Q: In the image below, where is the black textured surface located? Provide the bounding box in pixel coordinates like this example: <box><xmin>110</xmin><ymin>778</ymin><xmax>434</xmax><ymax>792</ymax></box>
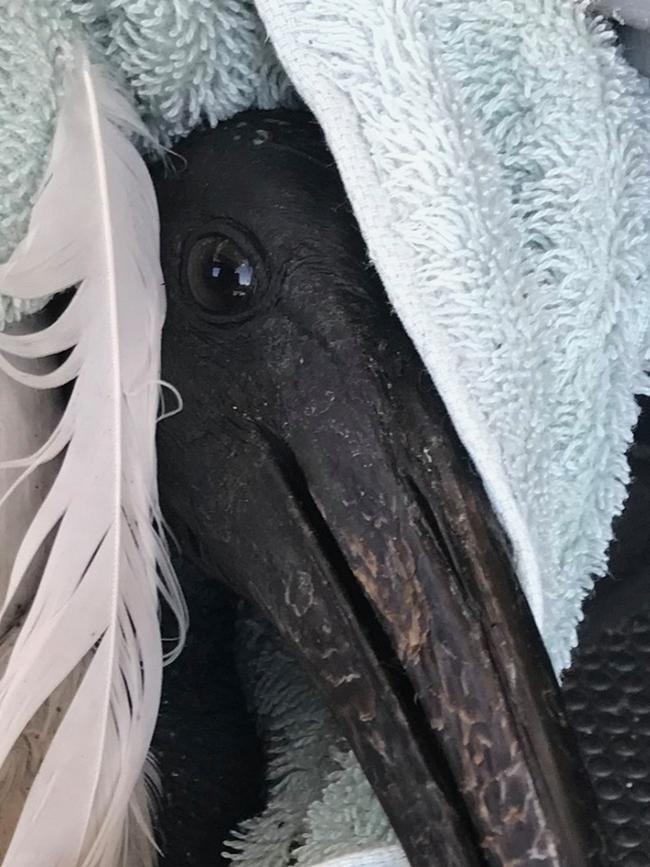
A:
<box><xmin>561</xmin><ymin>398</ymin><xmax>650</xmax><ymax>866</ymax></box>
<box><xmin>564</xmin><ymin>580</ymin><xmax>650</xmax><ymax>867</ymax></box>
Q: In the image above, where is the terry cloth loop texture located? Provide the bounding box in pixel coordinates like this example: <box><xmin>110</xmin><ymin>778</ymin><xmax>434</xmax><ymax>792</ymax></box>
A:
<box><xmin>308</xmin><ymin>852</ymin><xmax>408</xmax><ymax>867</ymax></box>
<box><xmin>224</xmin><ymin>615</ymin><xmax>401</xmax><ymax>867</ymax></box>
<box><xmin>0</xmin><ymin>4</ymin><xmax>74</xmax><ymax>321</ymax></box>
<box><xmin>255</xmin><ymin>0</ymin><xmax>650</xmax><ymax>672</ymax></box>
<box><xmin>70</xmin><ymin>0</ymin><xmax>295</xmax><ymax>143</ymax></box>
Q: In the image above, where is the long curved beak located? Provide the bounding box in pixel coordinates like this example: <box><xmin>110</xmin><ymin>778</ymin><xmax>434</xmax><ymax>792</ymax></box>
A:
<box><xmin>160</xmin><ymin>372</ymin><xmax>603</xmax><ymax>867</ymax></box>
<box><xmin>253</xmin><ymin>382</ymin><xmax>603</xmax><ymax>866</ymax></box>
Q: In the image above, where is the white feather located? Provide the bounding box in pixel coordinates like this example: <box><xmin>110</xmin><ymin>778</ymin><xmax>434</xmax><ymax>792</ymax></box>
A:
<box><xmin>0</xmin><ymin>46</ymin><xmax>186</xmax><ymax>866</ymax></box>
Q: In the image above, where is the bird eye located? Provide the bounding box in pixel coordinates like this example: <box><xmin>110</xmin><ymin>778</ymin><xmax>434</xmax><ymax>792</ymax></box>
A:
<box><xmin>185</xmin><ymin>233</ymin><xmax>260</xmax><ymax>318</ymax></box>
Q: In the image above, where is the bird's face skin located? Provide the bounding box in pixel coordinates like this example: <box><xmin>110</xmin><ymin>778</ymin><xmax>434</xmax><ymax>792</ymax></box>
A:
<box><xmin>153</xmin><ymin>111</ymin><xmax>601</xmax><ymax>867</ymax></box>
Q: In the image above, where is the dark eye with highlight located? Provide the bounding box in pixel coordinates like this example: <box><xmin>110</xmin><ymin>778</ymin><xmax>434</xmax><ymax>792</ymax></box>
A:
<box><xmin>185</xmin><ymin>233</ymin><xmax>259</xmax><ymax>318</ymax></box>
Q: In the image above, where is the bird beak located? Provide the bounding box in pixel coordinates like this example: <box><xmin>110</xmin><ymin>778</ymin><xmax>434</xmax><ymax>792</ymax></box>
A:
<box><xmin>160</xmin><ymin>365</ymin><xmax>602</xmax><ymax>867</ymax></box>
<box><xmin>260</xmin><ymin>372</ymin><xmax>602</xmax><ymax>867</ymax></box>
